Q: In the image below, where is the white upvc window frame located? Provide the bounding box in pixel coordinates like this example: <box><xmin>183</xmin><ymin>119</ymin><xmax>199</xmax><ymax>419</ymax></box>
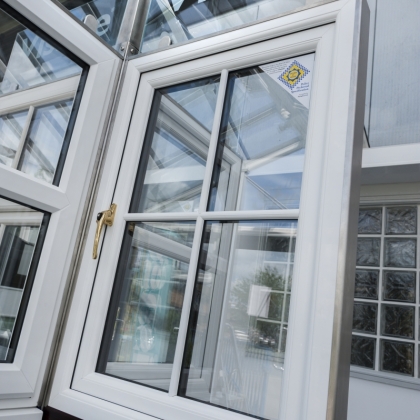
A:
<box><xmin>48</xmin><ymin>1</ymin><xmax>369</xmax><ymax>420</ymax></box>
<box><xmin>0</xmin><ymin>0</ymin><xmax>120</xmax><ymax>415</ymax></box>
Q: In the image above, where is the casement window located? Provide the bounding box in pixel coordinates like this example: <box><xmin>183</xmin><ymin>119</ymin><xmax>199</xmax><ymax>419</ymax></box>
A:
<box><xmin>0</xmin><ymin>0</ymin><xmax>119</xmax><ymax>412</ymax></box>
<box><xmin>45</xmin><ymin>1</ymin><xmax>370</xmax><ymax>420</ymax></box>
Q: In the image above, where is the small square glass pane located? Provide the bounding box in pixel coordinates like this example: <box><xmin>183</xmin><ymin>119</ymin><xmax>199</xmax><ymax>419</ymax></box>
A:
<box><xmin>351</xmin><ymin>335</ymin><xmax>375</xmax><ymax>369</ymax></box>
<box><xmin>381</xmin><ymin>304</ymin><xmax>414</xmax><ymax>339</ymax></box>
<box><xmin>355</xmin><ymin>269</ymin><xmax>379</xmax><ymax>299</ymax></box>
<box><xmin>381</xmin><ymin>340</ymin><xmax>414</xmax><ymax>376</ymax></box>
<box><xmin>383</xmin><ymin>271</ymin><xmax>415</xmax><ymax>302</ymax></box>
<box><xmin>358</xmin><ymin>208</ymin><xmax>382</xmax><ymax>234</ymax></box>
<box><xmin>208</xmin><ymin>55</ymin><xmax>314</xmax><ymax>212</ymax></box>
<box><xmin>130</xmin><ymin>76</ymin><xmax>220</xmax><ymax>214</ymax></box>
<box><xmin>386</xmin><ymin>207</ymin><xmax>417</xmax><ymax>235</ymax></box>
<box><xmin>384</xmin><ymin>238</ymin><xmax>416</xmax><ymax>268</ymax></box>
<box><xmin>352</xmin><ymin>302</ymin><xmax>377</xmax><ymax>334</ymax></box>
<box><xmin>356</xmin><ymin>238</ymin><xmax>381</xmax><ymax>267</ymax></box>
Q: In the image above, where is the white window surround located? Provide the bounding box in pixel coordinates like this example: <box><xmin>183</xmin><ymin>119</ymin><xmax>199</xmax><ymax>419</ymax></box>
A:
<box><xmin>46</xmin><ymin>1</ymin><xmax>370</xmax><ymax>420</ymax></box>
<box><xmin>0</xmin><ymin>0</ymin><xmax>120</xmax><ymax>417</ymax></box>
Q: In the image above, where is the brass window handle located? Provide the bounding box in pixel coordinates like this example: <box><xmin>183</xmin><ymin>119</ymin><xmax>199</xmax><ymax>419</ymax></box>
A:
<box><xmin>92</xmin><ymin>203</ymin><xmax>117</xmax><ymax>259</ymax></box>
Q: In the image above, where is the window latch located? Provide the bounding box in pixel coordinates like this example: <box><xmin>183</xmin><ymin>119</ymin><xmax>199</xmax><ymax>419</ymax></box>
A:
<box><xmin>92</xmin><ymin>203</ymin><xmax>117</xmax><ymax>259</ymax></box>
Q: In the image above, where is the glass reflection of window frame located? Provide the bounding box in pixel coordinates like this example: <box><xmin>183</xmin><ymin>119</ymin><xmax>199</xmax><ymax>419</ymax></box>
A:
<box><xmin>137</xmin><ymin>0</ymin><xmax>332</xmax><ymax>54</ymax></box>
<box><xmin>0</xmin><ymin>196</ymin><xmax>50</xmax><ymax>363</ymax></box>
<box><xmin>179</xmin><ymin>220</ymin><xmax>297</xmax><ymax>419</ymax></box>
<box><xmin>351</xmin><ymin>205</ymin><xmax>419</xmax><ymax>377</ymax></box>
<box><xmin>97</xmin><ymin>221</ymin><xmax>196</xmax><ymax>392</ymax></box>
<box><xmin>0</xmin><ymin>0</ymin><xmax>89</xmax><ymax>185</ymax></box>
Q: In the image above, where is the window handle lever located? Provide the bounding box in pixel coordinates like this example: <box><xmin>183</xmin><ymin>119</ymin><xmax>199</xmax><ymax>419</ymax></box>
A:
<box><xmin>92</xmin><ymin>203</ymin><xmax>117</xmax><ymax>259</ymax></box>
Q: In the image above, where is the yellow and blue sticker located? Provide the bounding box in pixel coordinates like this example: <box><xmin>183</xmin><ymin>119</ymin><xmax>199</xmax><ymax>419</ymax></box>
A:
<box><xmin>279</xmin><ymin>60</ymin><xmax>310</xmax><ymax>89</ymax></box>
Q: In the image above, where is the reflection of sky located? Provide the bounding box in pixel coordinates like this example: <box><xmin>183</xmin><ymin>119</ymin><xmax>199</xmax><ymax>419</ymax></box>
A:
<box><xmin>0</xmin><ymin>29</ymin><xmax>81</xmax><ymax>94</ymax></box>
<box><xmin>164</xmin><ymin>79</ymin><xmax>219</xmax><ymax>132</ymax></box>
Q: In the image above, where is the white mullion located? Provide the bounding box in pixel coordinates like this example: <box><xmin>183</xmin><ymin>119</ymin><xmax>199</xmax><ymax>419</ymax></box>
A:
<box><xmin>198</xmin><ymin>69</ymin><xmax>229</xmax><ymax>214</ymax></box>
<box><xmin>168</xmin><ymin>216</ymin><xmax>205</xmax><ymax>396</ymax></box>
<box><xmin>376</xmin><ymin>205</ymin><xmax>385</xmax><ymax>371</ymax></box>
<box><xmin>11</xmin><ymin>106</ymin><xmax>35</xmax><ymax>169</ymax></box>
<box><xmin>124</xmin><ymin>212</ymin><xmax>199</xmax><ymax>222</ymax></box>
<box><xmin>201</xmin><ymin>209</ymin><xmax>300</xmax><ymax>221</ymax></box>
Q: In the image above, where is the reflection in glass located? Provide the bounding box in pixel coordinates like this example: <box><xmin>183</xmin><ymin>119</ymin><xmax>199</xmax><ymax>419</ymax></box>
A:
<box><xmin>0</xmin><ymin>110</ymin><xmax>28</xmax><ymax>167</ymax></box>
<box><xmin>354</xmin><ymin>269</ymin><xmax>378</xmax><ymax>300</ymax></box>
<box><xmin>385</xmin><ymin>207</ymin><xmax>417</xmax><ymax>235</ymax></box>
<box><xmin>131</xmin><ymin>77</ymin><xmax>220</xmax><ymax>213</ymax></box>
<box><xmin>356</xmin><ymin>238</ymin><xmax>380</xmax><ymax>267</ymax></box>
<box><xmin>351</xmin><ymin>335</ymin><xmax>375</xmax><ymax>369</ymax></box>
<box><xmin>179</xmin><ymin>220</ymin><xmax>296</xmax><ymax>420</ymax></box>
<box><xmin>366</xmin><ymin>1</ymin><xmax>420</xmax><ymax>147</ymax></box>
<box><xmin>352</xmin><ymin>303</ymin><xmax>377</xmax><ymax>334</ymax></box>
<box><xmin>140</xmin><ymin>0</ymin><xmax>331</xmax><ymax>53</ymax></box>
<box><xmin>381</xmin><ymin>340</ymin><xmax>414</xmax><ymax>376</ymax></box>
<box><xmin>381</xmin><ymin>304</ymin><xmax>414</xmax><ymax>339</ymax></box>
<box><xmin>59</xmin><ymin>0</ymin><xmax>129</xmax><ymax>50</ymax></box>
<box><xmin>18</xmin><ymin>100</ymin><xmax>74</xmax><ymax>183</ymax></box>
<box><xmin>0</xmin><ymin>197</ymin><xmax>44</xmax><ymax>362</ymax></box>
<box><xmin>0</xmin><ymin>8</ymin><xmax>81</xmax><ymax>95</ymax></box>
<box><xmin>97</xmin><ymin>222</ymin><xmax>195</xmax><ymax>392</ymax></box>
<box><xmin>383</xmin><ymin>271</ymin><xmax>415</xmax><ymax>303</ymax></box>
<box><xmin>209</xmin><ymin>55</ymin><xmax>313</xmax><ymax>212</ymax></box>
<box><xmin>358</xmin><ymin>208</ymin><xmax>382</xmax><ymax>234</ymax></box>
<box><xmin>384</xmin><ymin>238</ymin><xmax>416</xmax><ymax>268</ymax></box>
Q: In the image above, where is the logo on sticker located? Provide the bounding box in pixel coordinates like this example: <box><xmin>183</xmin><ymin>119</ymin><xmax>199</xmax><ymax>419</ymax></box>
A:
<box><xmin>279</xmin><ymin>60</ymin><xmax>310</xmax><ymax>89</ymax></box>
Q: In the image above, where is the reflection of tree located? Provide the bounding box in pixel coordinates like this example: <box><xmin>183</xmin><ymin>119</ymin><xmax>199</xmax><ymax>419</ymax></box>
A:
<box><xmin>229</xmin><ymin>266</ymin><xmax>285</xmax><ymax>328</ymax></box>
<box><xmin>228</xmin><ymin>266</ymin><xmax>286</xmax><ymax>351</ymax></box>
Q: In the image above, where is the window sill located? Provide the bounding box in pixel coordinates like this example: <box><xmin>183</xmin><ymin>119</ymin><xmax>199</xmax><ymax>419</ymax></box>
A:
<box><xmin>350</xmin><ymin>366</ymin><xmax>420</xmax><ymax>391</ymax></box>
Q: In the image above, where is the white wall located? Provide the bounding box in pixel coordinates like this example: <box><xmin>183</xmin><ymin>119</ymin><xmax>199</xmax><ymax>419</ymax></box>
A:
<box><xmin>348</xmin><ymin>377</ymin><xmax>420</xmax><ymax>420</ymax></box>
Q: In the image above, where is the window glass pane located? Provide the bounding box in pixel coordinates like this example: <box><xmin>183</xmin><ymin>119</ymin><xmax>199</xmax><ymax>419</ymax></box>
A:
<box><xmin>179</xmin><ymin>220</ymin><xmax>297</xmax><ymax>420</ymax></box>
<box><xmin>140</xmin><ymin>0</ymin><xmax>334</xmax><ymax>54</ymax></box>
<box><xmin>17</xmin><ymin>100</ymin><xmax>74</xmax><ymax>183</ymax></box>
<box><xmin>58</xmin><ymin>0</ymin><xmax>129</xmax><ymax>50</ymax></box>
<box><xmin>351</xmin><ymin>335</ymin><xmax>375</xmax><ymax>369</ymax></box>
<box><xmin>352</xmin><ymin>302</ymin><xmax>377</xmax><ymax>334</ymax></box>
<box><xmin>381</xmin><ymin>304</ymin><xmax>414</xmax><ymax>339</ymax></box>
<box><xmin>97</xmin><ymin>221</ymin><xmax>195</xmax><ymax>392</ymax></box>
<box><xmin>0</xmin><ymin>110</ymin><xmax>29</xmax><ymax>167</ymax></box>
<box><xmin>0</xmin><ymin>8</ymin><xmax>81</xmax><ymax>95</ymax></box>
<box><xmin>358</xmin><ymin>208</ymin><xmax>382</xmax><ymax>234</ymax></box>
<box><xmin>354</xmin><ymin>269</ymin><xmax>378</xmax><ymax>300</ymax></box>
<box><xmin>366</xmin><ymin>0</ymin><xmax>420</xmax><ymax>147</ymax></box>
<box><xmin>384</xmin><ymin>238</ymin><xmax>416</xmax><ymax>268</ymax></box>
<box><xmin>130</xmin><ymin>76</ymin><xmax>220</xmax><ymax>213</ymax></box>
<box><xmin>385</xmin><ymin>207</ymin><xmax>417</xmax><ymax>235</ymax></box>
<box><xmin>380</xmin><ymin>340</ymin><xmax>414</xmax><ymax>376</ymax></box>
<box><xmin>383</xmin><ymin>271</ymin><xmax>415</xmax><ymax>303</ymax></box>
<box><xmin>356</xmin><ymin>237</ymin><xmax>380</xmax><ymax>267</ymax></box>
<box><xmin>209</xmin><ymin>55</ymin><xmax>313</xmax><ymax>211</ymax></box>
<box><xmin>0</xmin><ymin>197</ymin><xmax>46</xmax><ymax>363</ymax></box>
